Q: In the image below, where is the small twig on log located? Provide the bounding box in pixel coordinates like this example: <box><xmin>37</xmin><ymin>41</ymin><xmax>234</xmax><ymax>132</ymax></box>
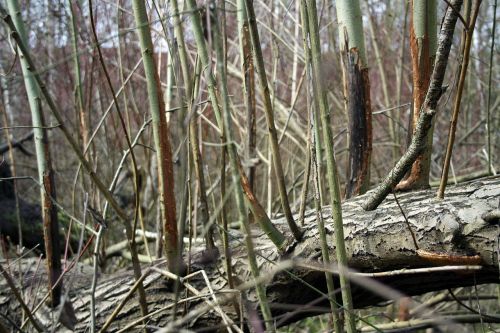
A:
<box><xmin>153</xmin><ymin>267</ymin><xmax>243</xmax><ymax>333</ymax></box>
<box><xmin>393</xmin><ymin>192</ymin><xmax>419</xmax><ymax>250</ymax></box>
<box><xmin>358</xmin><ymin>265</ymin><xmax>482</xmax><ymax>277</ymax></box>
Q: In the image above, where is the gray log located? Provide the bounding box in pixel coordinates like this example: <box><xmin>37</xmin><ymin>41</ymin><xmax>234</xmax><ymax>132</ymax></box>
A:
<box><xmin>1</xmin><ymin>177</ymin><xmax>498</xmax><ymax>332</ymax></box>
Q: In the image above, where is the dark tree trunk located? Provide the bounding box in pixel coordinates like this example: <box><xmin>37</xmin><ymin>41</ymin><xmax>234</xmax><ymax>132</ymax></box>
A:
<box><xmin>343</xmin><ymin>52</ymin><xmax>372</xmax><ymax>198</ymax></box>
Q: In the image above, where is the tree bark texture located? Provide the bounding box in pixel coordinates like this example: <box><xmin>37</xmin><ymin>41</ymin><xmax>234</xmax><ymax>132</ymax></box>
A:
<box><xmin>343</xmin><ymin>55</ymin><xmax>372</xmax><ymax>198</ymax></box>
<box><xmin>336</xmin><ymin>0</ymin><xmax>372</xmax><ymax>199</ymax></box>
<box><xmin>397</xmin><ymin>0</ymin><xmax>437</xmax><ymax>191</ymax></box>
<box><xmin>362</xmin><ymin>0</ymin><xmax>463</xmax><ymax>211</ymax></box>
<box><xmin>0</xmin><ymin>177</ymin><xmax>499</xmax><ymax>332</ymax></box>
<box><xmin>6</xmin><ymin>0</ymin><xmax>62</xmax><ymax>306</ymax></box>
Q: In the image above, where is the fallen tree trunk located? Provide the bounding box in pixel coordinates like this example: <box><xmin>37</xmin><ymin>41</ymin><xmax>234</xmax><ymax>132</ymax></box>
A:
<box><xmin>1</xmin><ymin>177</ymin><xmax>499</xmax><ymax>332</ymax></box>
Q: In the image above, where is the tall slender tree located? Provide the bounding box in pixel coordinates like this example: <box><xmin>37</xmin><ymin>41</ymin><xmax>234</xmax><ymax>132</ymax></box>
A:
<box><xmin>237</xmin><ymin>0</ymin><xmax>257</xmax><ymax>191</ymax></box>
<box><xmin>170</xmin><ymin>0</ymin><xmax>215</xmax><ymax>253</ymax></box>
<box><xmin>336</xmin><ymin>0</ymin><xmax>373</xmax><ymax>199</ymax></box>
<box><xmin>299</xmin><ymin>2</ymin><xmax>342</xmax><ymax>331</ymax></box>
<box><xmin>183</xmin><ymin>0</ymin><xmax>277</xmax><ymax>328</ymax></box>
<box><xmin>6</xmin><ymin>0</ymin><xmax>62</xmax><ymax>307</ymax></box>
<box><xmin>131</xmin><ymin>0</ymin><xmax>182</xmax><ymax>273</ymax></box>
<box><xmin>243</xmin><ymin>0</ymin><xmax>302</xmax><ymax>240</ymax></box>
<box><xmin>307</xmin><ymin>1</ymin><xmax>357</xmax><ymax>331</ymax></box>
<box><xmin>437</xmin><ymin>0</ymin><xmax>482</xmax><ymax>198</ymax></box>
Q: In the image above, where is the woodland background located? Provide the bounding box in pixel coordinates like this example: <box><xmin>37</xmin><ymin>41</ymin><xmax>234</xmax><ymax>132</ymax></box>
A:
<box><xmin>0</xmin><ymin>0</ymin><xmax>499</xmax><ymax>332</ymax></box>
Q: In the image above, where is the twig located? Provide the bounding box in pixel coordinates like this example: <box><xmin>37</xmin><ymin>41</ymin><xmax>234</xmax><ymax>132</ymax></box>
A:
<box><xmin>114</xmin><ymin>291</ymin><xmax>234</xmax><ymax>333</ymax></box>
<box><xmin>0</xmin><ymin>263</ymin><xmax>44</xmax><ymax>332</ymax></box>
<box><xmin>99</xmin><ymin>269</ymin><xmax>152</xmax><ymax>333</ymax></box>
<box><xmin>392</xmin><ymin>192</ymin><xmax>419</xmax><ymax>250</ymax></box>
<box><xmin>243</xmin><ymin>0</ymin><xmax>302</xmax><ymax>241</ymax></box>
<box><xmin>300</xmin><ymin>1</ymin><xmax>342</xmax><ymax>331</ymax></box>
<box><xmin>442</xmin><ymin>0</ymin><xmax>469</xmax><ymax>29</ymax></box>
<box><xmin>153</xmin><ymin>267</ymin><xmax>243</xmax><ymax>333</ymax></box>
<box><xmin>0</xmin><ymin>131</ymin><xmax>33</xmax><ymax>155</ymax></box>
<box><xmin>359</xmin><ymin>265</ymin><xmax>482</xmax><ymax>277</ymax></box>
<box><xmin>437</xmin><ymin>0</ymin><xmax>482</xmax><ymax>199</ymax></box>
<box><xmin>0</xmin><ymin>312</ymin><xmax>23</xmax><ymax>333</ymax></box>
<box><xmin>307</xmin><ymin>0</ymin><xmax>357</xmax><ymax>330</ymax></box>
<box><xmin>447</xmin><ymin>288</ymin><xmax>500</xmax><ymax>321</ymax></box>
<box><xmin>89</xmin><ymin>224</ymin><xmax>104</xmax><ymax>332</ymax></box>
<box><xmin>486</xmin><ymin>0</ymin><xmax>498</xmax><ymax>175</ymax></box>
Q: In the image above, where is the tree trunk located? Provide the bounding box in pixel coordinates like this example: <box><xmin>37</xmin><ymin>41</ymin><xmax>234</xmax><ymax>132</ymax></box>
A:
<box><xmin>336</xmin><ymin>0</ymin><xmax>373</xmax><ymax>199</ymax></box>
<box><xmin>397</xmin><ymin>0</ymin><xmax>437</xmax><ymax>191</ymax></box>
<box><xmin>6</xmin><ymin>0</ymin><xmax>62</xmax><ymax>307</ymax></box>
<box><xmin>131</xmin><ymin>0</ymin><xmax>180</xmax><ymax>273</ymax></box>
<box><xmin>1</xmin><ymin>177</ymin><xmax>499</xmax><ymax>332</ymax></box>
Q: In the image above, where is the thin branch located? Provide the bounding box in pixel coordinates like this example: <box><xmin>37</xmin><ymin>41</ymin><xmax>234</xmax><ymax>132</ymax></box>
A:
<box><xmin>437</xmin><ymin>0</ymin><xmax>482</xmax><ymax>199</ymax></box>
<box><xmin>442</xmin><ymin>0</ymin><xmax>469</xmax><ymax>29</ymax></box>
<box><xmin>0</xmin><ymin>263</ymin><xmax>44</xmax><ymax>332</ymax></box>
<box><xmin>363</xmin><ymin>0</ymin><xmax>464</xmax><ymax>211</ymax></box>
<box><xmin>0</xmin><ymin>131</ymin><xmax>33</xmax><ymax>154</ymax></box>
<box><xmin>392</xmin><ymin>192</ymin><xmax>419</xmax><ymax>250</ymax></box>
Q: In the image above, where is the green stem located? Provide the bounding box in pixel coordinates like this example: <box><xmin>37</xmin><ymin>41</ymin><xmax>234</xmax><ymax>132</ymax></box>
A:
<box><xmin>305</xmin><ymin>0</ymin><xmax>356</xmax><ymax>331</ymax></box>
<box><xmin>184</xmin><ymin>0</ymin><xmax>286</xmax><ymax>251</ymax></box>
<box><xmin>302</xmin><ymin>5</ymin><xmax>343</xmax><ymax>330</ymax></box>
<box><xmin>6</xmin><ymin>0</ymin><xmax>62</xmax><ymax>308</ymax></box>
<box><xmin>437</xmin><ymin>0</ymin><xmax>481</xmax><ymax>199</ymax></box>
<box><xmin>486</xmin><ymin>0</ymin><xmax>497</xmax><ymax>175</ymax></box>
<box><xmin>243</xmin><ymin>0</ymin><xmax>302</xmax><ymax>241</ymax></box>
<box><xmin>237</xmin><ymin>0</ymin><xmax>257</xmax><ymax>190</ymax></box>
<box><xmin>184</xmin><ymin>0</ymin><xmax>275</xmax><ymax>329</ymax></box>
<box><xmin>131</xmin><ymin>0</ymin><xmax>182</xmax><ymax>273</ymax></box>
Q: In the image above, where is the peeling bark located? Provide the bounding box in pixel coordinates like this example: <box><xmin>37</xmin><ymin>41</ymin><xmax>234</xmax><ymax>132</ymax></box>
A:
<box><xmin>240</xmin><ymin>21</ymin><xmax>257</xmax><ymax>190</ymax></box>
<box><xmin>5</xmin><ymin>0</ymin><xmax>62</xmax><ymax>307</ymax></box>
<box><xmin>41</xmin><ymin>169</ymin><xmax>62</xmax><ymax>307</ymax></box>
<box><xmin>336</xmin><ymin>0</ymin><xmax>372</xmax><ymax>199</ymax></box>
<box><xmin>397</xmin><ymin>0</ymin><xmax>437</xmax><ymax>191</ymax></box>
<box><xmin>190</xmin><ymin>112</ymin><xmax>216</xmax><ymax>251</ymax></box>
<box><xmin>362</xmin><ymin>0</ymin><xmax>463</xmax><ymax>210</ymax></box>
<box><xmin>344</xmin><ymin>51</ymin><xmax>372</xmax><ymax>198</ymax></box>
<box><xmin>155</xmin><ymin>69</ymin><xmax>180</xmax><ymax>269</ymax></box>
<box><xmin>1</xmin><ymin>177</ymin><xmax>498</xmax><ymax>332</ymax></box>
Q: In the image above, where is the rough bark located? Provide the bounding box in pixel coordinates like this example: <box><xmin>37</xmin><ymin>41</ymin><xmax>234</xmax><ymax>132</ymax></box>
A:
<box><xmin>6</xmin><ymin>0</ymin><xmax>62</xmax><ymax>306</ymax></box>
<box><xmin>336</xmin><ymin>0</ymin><xmax>372</xmax><ymax>199</ymax></box>
<box><xmin>344</xmin><ymin>57</ymin><xmax>372</xmax><ymax>198</ymax></box>
<box><xmin>362</xmin><ymin>0</ymin><xmax>463</xmax><ymax>210</ymax></box>
<box><xmin>397</xmin><ymin>0</ymin><xmax>437</xmax><ymax>191</ymax></box>
<box><xmin>0</xmin><ymin>177</ymin><xmax>499</xmax><ymax>332</ymax></box>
